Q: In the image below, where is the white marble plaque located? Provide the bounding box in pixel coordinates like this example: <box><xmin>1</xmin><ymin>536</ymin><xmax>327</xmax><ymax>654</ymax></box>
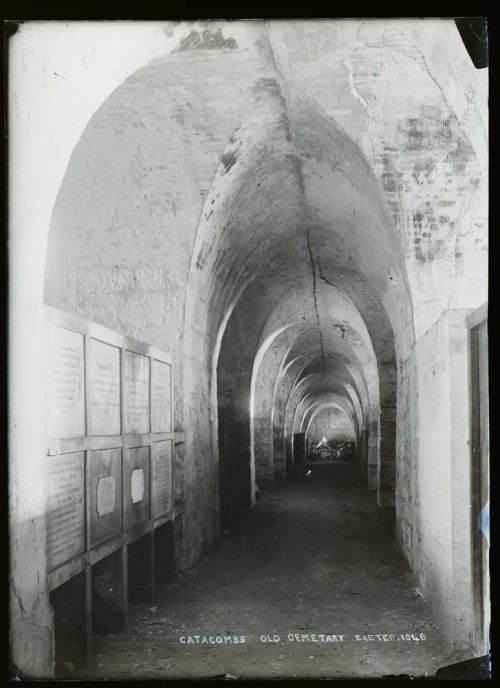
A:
<box><xmin>130</xmin><ymin>468</ymin><xmax>145</xmax><ymax>503</ymax></box>
<box><xmin>97</xmin><ymin>476</ymin><xmax>116</xmax><ymax>517</ymax></box>
<box><xmin>88</xmin><ymin>338</ymin><xmax>121</xmax><ymax>435</ymax></box>
<box><xmin>124</xmin><ymin>351</ymin><xmax>150</xmax><ymax>434</ymax></box>
<box><xmin>151</xmin><ymin>359</ymin><xmax>172</xmax><ymax>433</ymax></box>
<box><xmin>152</xmin><ymin>440</ymin><xmax>173</xmax><ymax>517</ymax></box>
<box><xmin>48</xmin><ymin>326</ymin><xmax>85</xmax><ymax>439</ymax></box>
<box><xmin>46</xmin><ymin>452</ymin><xmax>85</xmax><ymax>570</ymax></box>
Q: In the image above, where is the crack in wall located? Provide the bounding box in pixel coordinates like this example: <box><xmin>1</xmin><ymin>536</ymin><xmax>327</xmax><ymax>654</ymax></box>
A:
<box><xmin>264</xmin><ymin>26</ymin><xmax>326</xmax><ymax>375</ymax></box>
<box><xmin>342</xmin><ymin>48</ymin><xmax>377</xmax><ymax>165</ymax></box>
<box><xmin>317</xmin><ymin>262</ymin><xmax>338</xmax><ymax>290</ymax></box>
<box><xmin>306</xmin><ymin>228</ymin><xmax>326</xmax><ymax>373</ymax></box>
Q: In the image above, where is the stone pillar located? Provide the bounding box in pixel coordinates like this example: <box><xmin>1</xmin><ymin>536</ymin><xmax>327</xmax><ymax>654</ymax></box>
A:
<box><xmin>367</xmin><ymin>419</ymin><xmax>379</xmax><ymax>490</ymax></box>
<box><xmin>378</xmin><ymin>404</ymin><xmax>396</xmax><ymax>507</ymax></box>
<box><xmin>378</xmin><ymin>360</ymin><xmax>397</xmax><ymax>507</ymax></box>
<box><xmin>253</xmin><ymin>415</ymin><xmax>274</xmax><ymax>488</ymax></box>
<box><xmin>273</xmin><ymin>424</ymin><xmax>286</xmax><ymax>477</ymax></box>
<box><xmin>236</xmin><ymin>419</ymin><xmax>253</xmax><ymax>508</ymax></box>
<box><xmin>356</xmin><ymin>428</ymin><xmax>368</xmax><ymax>479</ymax></box>
<box><xmin>293</xmin><ymin>433</ymin><xmax>306</xmax><ymax>470</ymax></box>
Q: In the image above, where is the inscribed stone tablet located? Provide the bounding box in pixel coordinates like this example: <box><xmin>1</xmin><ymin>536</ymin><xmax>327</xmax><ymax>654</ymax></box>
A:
<box><xmin>131</xmin><ymin>469</ymin><xmax>145</xmax><ymax>504</ymax></box>
<box><xmin>89</xmin><ymin>448</ymin><xmax>122</xmax><ymax>546</ymax></box>
<box><xmin>124</xmin><ymin>351</ymin><xmax>150</xmax><ymax>434</ymax></box>
<box><xmin>97</xmin><ymin>476</ymin><xmax>116</xmax><ymax>516</ymax></box>
<box><xmin>48</xmin><ymin>326</ymin><xmax>85</xmax><ymax>439</ymax></box>
<box><xmin>124</xmin><ymin>446</ymin><xmax>150</xmax><ymax>527</ymax></box>
<box><xmin>151</xmin><ymin>359</ymin><xmax>172</xmax><ymax>433</ymax></box>
<box><xmin>46</xmin><ymin>452</ymin><xmax>85</xmax><ymax>571</ymax></box>
<box><xmin>88</xmin><ymin>339</ymin><xmax>121</xmax><ymax>436</ymax></box>
<box><xmin>152</xmin><ymin>440</ymin><xmax>173</xmax><ymax>517</ymax></box>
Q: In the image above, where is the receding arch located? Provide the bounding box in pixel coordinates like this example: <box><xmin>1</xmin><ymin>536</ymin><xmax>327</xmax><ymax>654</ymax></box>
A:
<box><xmin>305</xmin><ymin>402</ymin><xmax>356</xmax><ymax>443</ymax></box>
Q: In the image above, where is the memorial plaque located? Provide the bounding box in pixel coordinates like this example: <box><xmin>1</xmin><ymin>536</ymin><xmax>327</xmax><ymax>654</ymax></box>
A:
<box><xmin>97</xmin><ymin>476</ymin><xmax>116</xmax><ymax>516</ymax></box>
<box><xmin>131</xmin><ymin>469</ymin><xmax>145</xmax><ymax>503</ymax></box>
<box><xmin>46</xmin><ymin>452</ymin><xmax>85</xmax><ymax>571</ymax></box>
<box><xmin>151</xmin><ymin>359</ymin><xmax>172</xmax><ymax>433</ymax></box>
<box><xmin>152</xmin><ymin>440</ymin><xmax>173</xmax><ymax>518</ymax></box>
<box><xmin>124</xmin><ymin>351</ymin><xmax>150</xmax><ymax>434</ymax></box>
<box><xmin>48</xmin><ymin>326</ymin><xmax>85</xmax><ymax>439</ymax></box>
<box><xmin>88</xmin><ymin>338</ymin><xmax>121</xmax><ymax>436</ymax></box>
<box><xmin>124</xmin><ymin>447</ymin><xmax>150</xmax><ymax>527</ymax></box>
<box><xmin>89</xmin><ymin>448</ymin><xmax>122</xmax><ymax>546</ymax></box>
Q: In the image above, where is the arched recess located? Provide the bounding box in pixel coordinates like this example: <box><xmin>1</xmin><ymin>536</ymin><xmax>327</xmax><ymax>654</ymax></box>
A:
<box><xmin>295</xmin><ymin>388</ymin><xmax>357</xmax><ymax>439</ymax></box>
<box><xmin>302</xmin><ymin>396</ymin><xmax>358</xmax><ymax>437</ymax></box>
<box><xmin>250</xmin><ymin>316</ymin><xmax>377</xmax><ymax>485</ymax></box>
<box><xmin>252</xmin><ymin>309</ymin><xmax>380</xmax><ymax>481</ymax></box>
<box><xmin>305</xmin><ymin>403</ymin><xmax>356</xmax><ymax>444</ymax></box>
<box><xmin>217</xmin><ymin>225</ymin><xmax>400</xmax><ymax>509</ymax></box>
<box><xmin>279</xmin><ymin>352</ymin><xmax>368</xmax><ymax>471</ymax></box>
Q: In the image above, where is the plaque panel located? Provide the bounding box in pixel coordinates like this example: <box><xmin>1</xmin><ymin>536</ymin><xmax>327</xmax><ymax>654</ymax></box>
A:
<box><xmin>151</xmin><ymin>359</ymin><xmax>172</xmax><ymax>433</ymax></box>
<box><xmin>88</xmin><ymin>338</ymin><xmax>121</xmax><ymax>436</ymax></box>
<box><xmin>46</xmin><ymin>452</ymin><xmax>85</xmax><ymax>571</ymax></box>
<box><xmin>88</xmin><ymin>448</ymin><xmax>122</xmax><ymax>546</ymax></box>
<box><xmin>152</xmin><ymin>440</ymin><xmax>173</xmax><ymax>518</ymax></box>
<box><xmin>96</xmin><ymin>476</ymin><xmax>116</xmax><ymax>516</ymax></box>
<box><xmin>124</xmin><ymin>447</ymin><xmax>150</xmax><ymax>527</ymax></box>
<box><xmin>48</xmin><ymin>326</ymin><xmax>85</xmax><ymax>439</ymax></box>
<box><xmin>123</xmin><ymin>351</ymin><xmax>150</xmax><ymax>434</ymax></box>
<box><xmin>131</xmin><ymin>469</ymin><xmax>145</xmax><ymax>504</ymax></box>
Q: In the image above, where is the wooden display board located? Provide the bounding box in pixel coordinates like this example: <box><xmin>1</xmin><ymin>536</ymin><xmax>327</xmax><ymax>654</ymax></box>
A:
<box><xmin>123</xmin><ymin>351</ymin><xmax>150</xmax><ymax>434</ymax></box>
<box><xmin>47</xmin><ymin>327</ymin><xmax>85</xmax><ymax>440</ymax></box>
<box><xmin>46</xmin><ymin>452</ymin><xmax>85</xmax><ymax>570</ymax></box>
<box><xmin>151</xmin><ymin>360</ymin><xmax>172</xmax><ymax>433</ymax></box>
<box><xmin>88</xmin><ymin>338</ymin><xmax>121</xmax><ymax>436</ymax></box>
<box><xmin>45</xmin><ymin>306</ymin><xmax>175</xmax><ymax>590</ymax></box>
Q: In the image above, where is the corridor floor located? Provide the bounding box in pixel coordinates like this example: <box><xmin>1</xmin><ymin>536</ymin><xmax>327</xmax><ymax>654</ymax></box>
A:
<box><xmin>83</xmin><ymin>461</ymin><xmax>452</xmax><ymax>680</ymax></box>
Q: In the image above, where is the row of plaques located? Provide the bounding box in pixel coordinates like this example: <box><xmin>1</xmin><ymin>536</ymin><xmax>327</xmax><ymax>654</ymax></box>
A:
<box><xmin>45</xmin><ymin>441</ymin><xmax>173</xmax><ymax>571</ymax></box>
<box><xmin>48</xmin><ymin>324</ymin><xmax>172</xmax><ymax>440</ymax></box>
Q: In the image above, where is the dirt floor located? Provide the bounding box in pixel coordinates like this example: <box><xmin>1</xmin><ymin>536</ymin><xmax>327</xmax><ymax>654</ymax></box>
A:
<box><xmin>80</xmin><ymin>461</ymin><xmax>456</xmax><ymax>680</ymax></box>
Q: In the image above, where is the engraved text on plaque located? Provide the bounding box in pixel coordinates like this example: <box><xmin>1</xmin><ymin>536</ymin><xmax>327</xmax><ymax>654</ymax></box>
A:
<box><xmin>88</xmin><ymin>338</ymin><xmax>121</xmax><ymax>435</ymax></box>
<box><xmin>151</xmin><ymin>359</ymin><xmax>172</xmax><ymax>433</ymax></box>
<box><xmin>124</xmin><ymin>351</ymin><xmax>150</xmax><ymax>434</ymax></box>
<box><xmin>46</xmin><ymin>452</ymin><xmax>85</xmax><ymax>570</ymax></box>
<box><xmin>48</xmin><ymin>326</ymin><xmax>85</xmax><ymax>439</ymax></box>
<box><xmin>152</xmin><ymin>440</ymin><xmax>173</xmax><ymax>517</ymax></box>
